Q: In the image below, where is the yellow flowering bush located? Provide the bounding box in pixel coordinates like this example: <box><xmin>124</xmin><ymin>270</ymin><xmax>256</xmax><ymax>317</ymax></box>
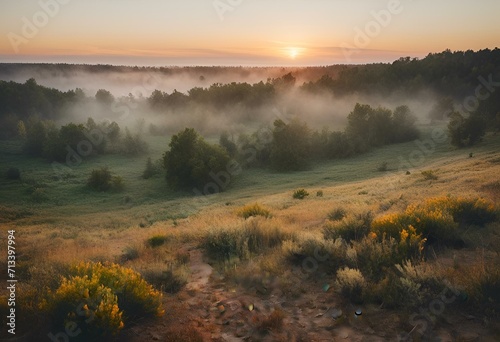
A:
<box><xmin>44</xmin><ymin>262</ymin><xmax>163</xmax><ymax>339</ymax></box>
<box><xmin>45</xmin><ymin>274</ymin><xmax>124</xmax><ymax>338</ymax></box>
<box><xmin>372</xmin><ymin>196</ymin><xmax>497</xmax><ymax>246</ymax></box>
<box><xmin>71</xmin><ymin>262</ymin><xmax>164</xmax><ymax>319</ymax></box>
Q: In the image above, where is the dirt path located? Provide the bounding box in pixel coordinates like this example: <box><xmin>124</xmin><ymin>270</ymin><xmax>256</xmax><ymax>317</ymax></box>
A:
<box><xmin>124</xmin><ymin>245</ymin><xmax>498</xmax><ymax>341</ymax></box>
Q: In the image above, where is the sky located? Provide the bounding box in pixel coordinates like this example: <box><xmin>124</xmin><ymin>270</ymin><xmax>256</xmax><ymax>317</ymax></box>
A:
<box><xmin>0</xmin><ymin>0</ymin><xmax>499</xmax><ymax>66</ymax></box>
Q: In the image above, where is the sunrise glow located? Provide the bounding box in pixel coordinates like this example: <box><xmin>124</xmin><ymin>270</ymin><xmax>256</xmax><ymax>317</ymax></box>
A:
<box><xmin>0</xmin><ymin>0</ymin><xmax>499</xmax><ymax>66</ymax></box>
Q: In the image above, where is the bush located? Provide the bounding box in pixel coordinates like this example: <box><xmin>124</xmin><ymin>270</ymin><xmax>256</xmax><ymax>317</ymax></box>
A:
<box><xmin>323</xmin><ymin>212</ymin><xmax>371</xmax><ymax>242</ymax></box>
<box><xmin>87</xmin><ymin>167</ymin><xmax>124</xmax><ymax>192</ymax></box>
<box><xmin>147</xmin><ymin>235</ymin><xmax>168</xmax><ymax>248</ymax></box>
<box><xmin>237</xmin><ymin>203</ymin><xmax>271</xmax><ymax>219</ymax></box>
<box><xmin>283</xmin><ymin>236</ymin><xmax>347</xmax><ymax>275</ymax></box>
<box><xmin>335</xmin><ymin>267</ymin><xmax>367</xmax><ymax>304</ymax></box>
<box><xmin>316</xmin><ymin>190</ymin><xmax>324</xmax><ymax>197</ymax></box>
<box><xmin>327</xmin><ymin>208</ymin><xmax>346</xmax><ymax>221</ymax></box>
<box><xmin>451</xmin><ymin>197</ymin><xmax>497</xmax><ymax>226</ymax></box>
<box><xmin>292</xmin><ymin>189</ymin><xmax>309</xmax><ymax>200</ymax></box>
<box><xmin>203</xmin><ymin>220</ymin><xmax>295</xmax><ymax>262</ymax></box>
<box><xmin>141</xmin><ymin>268</ymin><xmax>188</xmax><ymax>294</ymax></box>
<box><xmin>352</xmin><ymin>231</ymin><xmax>426</xmax><ymax>281</ymax></box>
<box><xmin>421</xmin><ymin>196</ymin><xmax>497</xmax><ymax>227</ymax></box>
<box><xmin>6</xmin><ymin>167</ymin><xmax>20</xmax><ymax>180</ymax></box>
<box><xmin>44</xmin><ymin>262</ymin><xmax>163</xmax><ymax>339</ymax></box>
<box><xmin>372</xmin><ymin>204</ymin><xmax>456</xmax><ymax>245</ymax></box>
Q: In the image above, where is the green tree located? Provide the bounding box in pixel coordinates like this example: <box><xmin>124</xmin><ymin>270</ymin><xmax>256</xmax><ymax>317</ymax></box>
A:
<box><xmin>448</xmin><ymin>111</ymin><xmax>486</xmax><ymax>148</ymax></box>
<box><xmin>163</xmin><ymin>128</ymin><xmax>230</xmax><ymax>190</ymax></box>
<box><xmin>23</xmin><ymin>119</ymin><xmax>47</xmax><ymax>156</ymax></box>
<box><xmin>95</xmin><ymin>89</ymin><xmax>114</xmax><ymax>105</ymax></box>
<box><xmin>219</xmin><ymin>131</ymin><xmax>237</xmax><ymax>158</ymax></box>
<box><xmin>270</xmin><ymin>119</ymin><xmax>311</xmax><ymax>171</ymax></box>
<box><xmin>392</xmin><ymin>105</ymin><xmax>419</xmax><ymax>143</ymax></box>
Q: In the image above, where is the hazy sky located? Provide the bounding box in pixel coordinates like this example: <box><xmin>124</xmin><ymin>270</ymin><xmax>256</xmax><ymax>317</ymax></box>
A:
<box><xmin>0</xmin><ymin>0</ymin><xmax>498</xmax><ymax>66</ymax></box>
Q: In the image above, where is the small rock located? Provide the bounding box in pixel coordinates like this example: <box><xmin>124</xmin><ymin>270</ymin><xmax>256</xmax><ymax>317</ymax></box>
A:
<box><xmin>331</xmin><ymin>308</ymin><xmax>343</xmax><ymax>319</ymax></box>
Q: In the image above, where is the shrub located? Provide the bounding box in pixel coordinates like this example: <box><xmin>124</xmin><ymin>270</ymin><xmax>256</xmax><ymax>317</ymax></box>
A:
<box><xmin>6</xmin><ymin>167</ymin><xmax>20</xmax><ymax>180</ymax></box>
<box><xmin>147</xmin><ymin>235</ymin><xmax>168</xmax><ymax>248</ymax></box>
<box><xmin>421</xmin><ymin>170</ymin><xmax>438</xmax><ymax>180</ymax></box>
<box><xmin>451</xmin><ymin>197</ymin><xmax>497</xmax><ymax>226</ymax></box>
<box><xmin>371</xmin><ymin>205</ymin><xmax>456</xmax><ymax>245</ymax></box>
<box><xmin>316</xmin><ymin>190</ymin><xmax>324</xmax><ymax>197</ymax></box>
<box><xmin>283</xmin><ymin>236</ymin><xmax>347</xmax><ymax>275</ymax></box>
<box><xmin>88</xmin><ymin>167</ymin><xmax>112</xmax><ymax>191</ymax></box>
<box><xmin>327</xmin><ymin>208</ymin><xmax>346</xmax><ymax>221</ymax></box>
<box><xmin>419</xmin><ymin>196</ymin><xmax>497</xmax><ymax>228</ymax></box>
<box><xmin>203</xmin><ymin>220</ymin><xmax>295</xmax><ymax>262</ymax></box>
<box><xmin>323</xmin><ymin>212</ymin><xmax>371</xmax><ymax>242</ymax></box>
<box><xmin>292</xmin><ymin>189</ymin><xmax>309</xmax><ymax>200</ymax></box>
<box><xmin>69</xmin><ymin>262</ymin><xmax>163</xmax><ymax>319</ymax></box>
<box><xmin>87</xmin><ymin>167</ymin><xmax>124</xmax><ymax>192</ymax></box>
<box><xmin>121</xmin><ymin>246</ymin><xmax>140</xmax><ymax>262</ymax></box>
<box><xmin>237</xmin><ymin>203</ymin><xmax>271</xmax><ymax>219</ymax></box>
<box><xmin>352</xmin><ymin>230</ymin><xmax>426</xmax><ymax>281</ymax></box>
<box><xmin>141</xmin><ymin>267</ymin><xmax>188</xmax><ymax>293</ymax></box>
<box><xmin>44</xmin><ymin>262</ymin><xmax>163</xmax><ymax>339</ymax></box>
<box><xmin>335</xmin><ymin>267</ymin><xmax>367</xmax><ymax>304</ymax></box>
<box><xmin>47</xmin><ymin>275</ymin><xmax>124</xmax><ymax>338</ymax></box>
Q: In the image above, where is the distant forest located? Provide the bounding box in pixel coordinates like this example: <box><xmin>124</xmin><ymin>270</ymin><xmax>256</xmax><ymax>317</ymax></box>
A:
<box><xmin>1</xmin><ymin>49</ymin><xmax>499</xmax><ymax>146</ymax></box>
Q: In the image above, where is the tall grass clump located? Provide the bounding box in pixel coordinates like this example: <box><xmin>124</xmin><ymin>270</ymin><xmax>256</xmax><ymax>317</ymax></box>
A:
<box><xmin>292</xmin><ymin>189</ymin><xmax>309</xmax><ymax>200</ymax></box>
<box><xmin>282</xmin><ymin>235</ymin><xmax>347</xmax><ymax>274</ymax></box>
<box><xmin>237</xmin><ymin>203</ymin><xmax>271</xmax><ymax>219</ymax></box>
<box><xmin>327</xmin><ymin>207</ymin><xmax>347</xmax><ymax>221</ymax></box>
<box><xmin>323</xmin><ymin>212</ymin><xmax>372</xmax><ymax>242</ymax></box>
<box><xmin>203</xmin><ymin>219</ymin><xmax>295</xmax><ymax>262</ymax></box>
<box><xmin>43</xmin><ymin>262</ymin><xmax>163</xmax><ymax>339</ymax></box>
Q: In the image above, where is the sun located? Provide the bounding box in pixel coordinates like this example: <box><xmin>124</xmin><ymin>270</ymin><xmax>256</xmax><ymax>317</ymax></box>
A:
<box><xmin>288</xmin><ymin>47</ymin><xmax>300</xmax><ymax>59</ymax></box>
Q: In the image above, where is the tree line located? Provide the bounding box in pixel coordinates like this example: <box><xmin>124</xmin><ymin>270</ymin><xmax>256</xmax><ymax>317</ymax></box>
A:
<box><xmin>163</xmin><ymin>103</ymin><xmax>419</xmax><ymax>191</ymax></box>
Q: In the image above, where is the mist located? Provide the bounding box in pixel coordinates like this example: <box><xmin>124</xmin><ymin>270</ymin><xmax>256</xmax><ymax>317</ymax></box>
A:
<box><xmin>0</xmin><ymin>64</ymin><xmax>441</xmax><ymax>141</ymax></box>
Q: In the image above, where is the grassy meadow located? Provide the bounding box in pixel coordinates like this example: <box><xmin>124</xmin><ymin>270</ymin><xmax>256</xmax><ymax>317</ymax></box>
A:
<box><xmin>1</xmin><ymin>124</ymin><xmax>500</xmax><ymax>341</ymax></box>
